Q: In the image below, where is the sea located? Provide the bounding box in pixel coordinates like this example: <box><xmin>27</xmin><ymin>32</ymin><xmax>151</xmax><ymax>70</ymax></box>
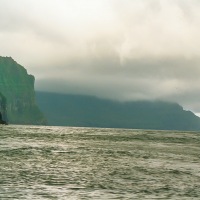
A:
<box><xmin>0</xmin><ymin>125</ymin><xmax>200</xmax><ymax>200</ymax></box>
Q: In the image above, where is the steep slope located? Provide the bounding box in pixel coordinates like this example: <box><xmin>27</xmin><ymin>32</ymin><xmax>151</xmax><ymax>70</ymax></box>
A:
<box><xmin>0</xmin><ymin>56</ymin><xmax>46</xmax><ymax>125</ymax></box>
<box><xmin>36</xmin><ymin>91</ymin><xmax>200</xmax><ymax>131</ymax></box>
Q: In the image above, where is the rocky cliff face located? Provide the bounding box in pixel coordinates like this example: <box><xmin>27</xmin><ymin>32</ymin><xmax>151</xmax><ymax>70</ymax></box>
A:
<box><xmin>0</xmin><ymin>56</ymin><xmax>46</xmax><ymax>125</ymax></box>
<box><xmin>0</xmin><ymin>92</ymin><xmax>7</xmax><ymax>123</ymax></box>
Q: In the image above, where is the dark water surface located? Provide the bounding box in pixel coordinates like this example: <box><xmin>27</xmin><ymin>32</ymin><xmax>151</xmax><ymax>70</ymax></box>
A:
<box><xmin>0</xmin><ymin>125</ymin><xmax>200</xmax><ymax>199</ymax></box>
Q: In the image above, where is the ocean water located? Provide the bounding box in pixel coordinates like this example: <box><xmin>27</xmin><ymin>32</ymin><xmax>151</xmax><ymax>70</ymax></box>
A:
<box><xmin>0</xmin><ymin>125</ymin><xmax>200</xmax><ymax>200</ymax></box>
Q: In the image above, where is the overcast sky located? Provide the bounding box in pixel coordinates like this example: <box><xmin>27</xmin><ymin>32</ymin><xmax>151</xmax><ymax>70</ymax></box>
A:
<box><xmin>1</xmin><ymin>0</ymin><xmax>200</xmax><ymax>113</ymax></box>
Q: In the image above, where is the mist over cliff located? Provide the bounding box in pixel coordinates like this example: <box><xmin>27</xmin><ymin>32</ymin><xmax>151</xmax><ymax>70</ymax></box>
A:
<box><xmin>1</xmin><ymin>55</ymin><xmax>200</xmax><ymax>130</ymax></box>
<box><xmin>36</xmin><ymin>91</ymin><xmax>200</xmax><ymax>131</ymax></box>
<box><xmin>0</xmin><ymin>56</ymin><xmax>46</xmax><ymax>125</ymax></box>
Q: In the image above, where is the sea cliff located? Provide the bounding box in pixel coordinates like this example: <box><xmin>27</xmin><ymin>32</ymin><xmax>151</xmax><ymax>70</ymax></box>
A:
<box><xmin>0</xmin><ymin>56</ymin><xmax>46</xmax><ymax>125</ymax></box>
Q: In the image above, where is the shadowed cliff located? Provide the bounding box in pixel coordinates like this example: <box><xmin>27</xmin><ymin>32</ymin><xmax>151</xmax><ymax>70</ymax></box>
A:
<box><xmin>0</xmin><ymin>56</ymin><xmax>46</xmax><ymax>125</ymax></box>
<box><xmin>0</xmin><ymin>92</ymin><xmax>7</xmax><ymax>124</ymax></box>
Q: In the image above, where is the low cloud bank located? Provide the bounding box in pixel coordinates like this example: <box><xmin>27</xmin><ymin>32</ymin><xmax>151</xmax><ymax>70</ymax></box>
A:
<box><xmin>1</xmin><ymin>0</ymin><xmax>200</xmax><ymax>112</ymax></box>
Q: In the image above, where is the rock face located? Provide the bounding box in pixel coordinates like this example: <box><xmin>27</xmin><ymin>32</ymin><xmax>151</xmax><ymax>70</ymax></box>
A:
<box><xmin>0</xmin><ymin>56</ymin><xmax>46</xmax><ymax>125</ymax></box>
<box><xmin>0</xmin><ymin>92</ymin><xmax>7</xmax><ymax>124</ymax></box>
<box><xmin>0</xmin><ymin>112</ymin><xmax>7</xmax><ymax>124</ymax></box>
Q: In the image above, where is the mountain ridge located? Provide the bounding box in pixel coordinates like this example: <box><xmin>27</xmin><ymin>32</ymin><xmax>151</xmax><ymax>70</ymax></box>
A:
<box><xmin>36</xmin><ymin>91</ymin><xmax>200</xmax><ymax>131</ymax></box>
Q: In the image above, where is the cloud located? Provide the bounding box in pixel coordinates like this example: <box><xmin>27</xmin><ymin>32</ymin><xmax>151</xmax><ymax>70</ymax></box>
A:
<box><xmin>1</xmin><ymin>0</ymin><xmax>200</xmax><ymax>112</ymax></box>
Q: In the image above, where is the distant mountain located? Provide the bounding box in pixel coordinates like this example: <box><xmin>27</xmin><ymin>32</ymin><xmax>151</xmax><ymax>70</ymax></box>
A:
<box><xmin>36</xmin><ymin>91</ymin><xmax>200</xmax><ymax>131</ymax></box>
<box><xmin>0</xmin><ymin>56</ymin><xmax>46</xmax><ymax>125</ymax></box>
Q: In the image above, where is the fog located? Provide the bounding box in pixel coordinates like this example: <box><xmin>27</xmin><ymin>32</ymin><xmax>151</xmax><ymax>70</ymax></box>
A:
<box><xmin>1</xmin><ymin>0</ymin><xmax>200</xmax><ymax>112</ymax></box>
